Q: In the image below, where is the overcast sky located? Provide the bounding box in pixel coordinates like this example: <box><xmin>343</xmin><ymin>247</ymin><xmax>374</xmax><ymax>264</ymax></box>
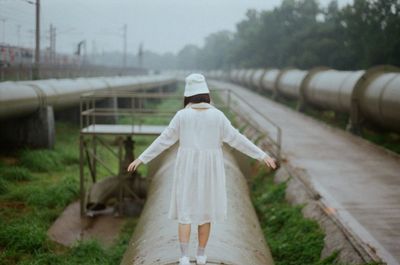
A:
<box><xmin>0</xmin><ymin>0</ymin><xmax>352</xmax><ymax>55</ymax></box>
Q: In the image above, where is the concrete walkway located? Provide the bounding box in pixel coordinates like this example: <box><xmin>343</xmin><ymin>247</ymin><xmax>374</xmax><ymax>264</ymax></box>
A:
<box><xmin>210</xmin><ymin>80</ymin><xmax>400</xmax><ymax>265</ymax></box>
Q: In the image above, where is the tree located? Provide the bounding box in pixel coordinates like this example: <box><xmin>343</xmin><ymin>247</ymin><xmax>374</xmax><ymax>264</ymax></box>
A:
<box><xmin>174</xmin><ymin>0</ymin><xmax>400</xmax><ymax>71</ymax></box>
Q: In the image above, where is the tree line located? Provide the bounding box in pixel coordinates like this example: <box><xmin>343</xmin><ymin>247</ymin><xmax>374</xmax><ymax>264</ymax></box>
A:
<box><xmin>175</xmin><ymin>0</ymin><xmax>400</xmax><ymax>71</ymax></box>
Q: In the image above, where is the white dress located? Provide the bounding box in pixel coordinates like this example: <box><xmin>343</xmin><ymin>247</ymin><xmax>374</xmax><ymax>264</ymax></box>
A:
<box><xmin>138</xmin><ymin>102</ymin><xmax>270</xmax><ymax>225</ymax></box>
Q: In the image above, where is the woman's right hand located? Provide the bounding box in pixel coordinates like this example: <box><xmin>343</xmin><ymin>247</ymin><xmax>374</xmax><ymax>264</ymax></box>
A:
<box><xmin>263</xmin><ymin>156</ymin><xmax>277</xmax><ymax>170</ymax></box>
<box><xmin>127</xmin><ymin>158</ymin><xmax>143</xmax><ymax>173</ymax></box>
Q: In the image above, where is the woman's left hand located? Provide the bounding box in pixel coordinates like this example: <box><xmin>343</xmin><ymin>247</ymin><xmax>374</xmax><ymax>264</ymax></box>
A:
<box><xmin>127</xmin><ymin>158</ymin><xmax>143</xmax><ymax>173</ymax></box>
<box><xmin>263</xmin><ymin>156</ymin><xmax>278</xmax><ymax>170</ymax></box>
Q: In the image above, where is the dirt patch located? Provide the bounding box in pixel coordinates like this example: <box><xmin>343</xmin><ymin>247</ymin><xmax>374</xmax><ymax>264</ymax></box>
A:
<box><xmin>47</xmin><ymin>201</ymin><xmax>126</xmax><ymax>247</ymax></box>
<box><xmin>0</xmin><ymin>156</ymin><xmax>19</xmax><ymax>166</ymax></box>
<box><xmin>0</xmin><ymin>201</ymin><xmax>27</xmax><ymax>210</ymax></box>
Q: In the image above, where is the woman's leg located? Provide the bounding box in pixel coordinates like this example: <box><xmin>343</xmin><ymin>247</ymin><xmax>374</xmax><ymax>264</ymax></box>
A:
<box><xmin>178</xmin><ymin>223</ymin><xmax>191</xmax><ymax>257</ymax></box>
<box><xmin>197</xmin><ymin>222</ymin><xmax>211</xmax><ymax>256</ymax></box>
<box><xmin>178</xmin><ymin>223</ymin><xmax>191</xmax><ymax>241</ymax></box>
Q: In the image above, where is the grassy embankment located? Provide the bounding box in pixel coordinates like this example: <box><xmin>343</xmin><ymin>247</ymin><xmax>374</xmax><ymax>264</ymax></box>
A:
<box><xmin>0</xmin><ymin>86</ymin><xmax>182</xmax><ymax>264</ymax></box>
<box><xmin>211</xmin><ymin>90</ymin><xmax>382</xmax><ymax>265</ymax></box>
<box><xmin>250</xmin><ymin>167</ymin><xmax>383</xmax><ymax>265</ymax></box>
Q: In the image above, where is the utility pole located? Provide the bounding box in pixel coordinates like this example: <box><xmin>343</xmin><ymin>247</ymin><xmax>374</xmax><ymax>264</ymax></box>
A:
<box><xmin>17</xmin><ymin>25</ymin><xmax>21</xmax><ymax>46</ymax></box>
<box><xmin>49</xmin><ymin>24</ymin><xmax>56</xmax><ymax>64</ymax></box>
<box><xmin>76</xmin><ymin>40</ymin><xmax>86</xmax><ymax>65</ymax></box>
<box><xmin>1</xmin><ymin>18</ymin><xmax>6</xmax><ymax>44</ymax></box>
<box><xmin>53</xmin><ymin>26</ymin><xmax>56</xmax><ymax>64</ymax></box>
<box><xmin>91</xmin><ymin>40</ymin><xmax>98</xmax><ymax>64</ymax></box>
<box><xmin>138</xmin><ymin>42</ymin><xmax>143</xmax><ymax>68</ymax></box>
<box><xmin>33</xmin><ymin>0</ymin><xmax>40</xmax><ymax>80</ymax></box>
<box><xmin>123</xmin><ymin>24</ymin><xmax>127</xmax><ymax>68</ymax></box>
<box><xmin>49</xmin><ymin>24</ymin><xmax>53</xmax><ymax>63</ymax></box>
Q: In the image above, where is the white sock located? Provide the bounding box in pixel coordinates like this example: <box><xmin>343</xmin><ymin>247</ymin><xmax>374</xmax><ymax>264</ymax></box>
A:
<box><xmin>197</xmin><ymin>246</ymin><xmax>205</xmax><ymax>256</ymax></box>
<box><xmin>180</xmin><ymin>241</ymin><xmax>189</xmax><ymax>257</ymax></box>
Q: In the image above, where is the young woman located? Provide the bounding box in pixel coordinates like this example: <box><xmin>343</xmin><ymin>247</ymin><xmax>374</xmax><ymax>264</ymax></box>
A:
<box><xmin>127</xmin><ymin>73</ymin><xmax>277</xmax><ymax>265</ymax></box>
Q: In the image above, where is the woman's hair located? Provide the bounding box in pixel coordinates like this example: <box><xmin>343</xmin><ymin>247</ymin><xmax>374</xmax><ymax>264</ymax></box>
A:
<box><xmin>183</xmin><ymin>93</ymin><xmax>211</xmax><ymax>108</ymax></box>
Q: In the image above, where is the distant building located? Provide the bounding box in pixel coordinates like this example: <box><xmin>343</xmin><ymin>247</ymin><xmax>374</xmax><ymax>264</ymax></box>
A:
<box><xmin>0</xmin><ymin>44</ymin><xmax>34</xmax><ymax>67</ymax></box>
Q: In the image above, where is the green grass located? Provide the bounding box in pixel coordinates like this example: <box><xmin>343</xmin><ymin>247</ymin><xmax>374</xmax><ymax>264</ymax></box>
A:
<box><xmin>3</xmin><ymin>175</ymin><xmax>78</xmax><ymax>208</ymax></box>
<box><xmin>250</xmin><ymin>167</ymin><xmax>383</xmax><ymax>265</ymax></box>
<box><xmin>0</xmin><ymin>121</ymin><xmax>141</xmax><ymax>264</ymax></box>
<box><xmin>362</xmin><ymin>130</ymin><xmax>400</xmax><ymax>154</ymax></box>
<box><xmin>0</xmin><ymin>177</ymin><xmax>9</xmax><ymax>195</ymax></box>
<box><xmin>0</xmin><ymin>165</ymin><xmax>33</xmax><ymax>181</ymax></box>
<box><xmin>0</xmin><ymin>214</ymin><xmax>49</xmax><ymax>253</ymax></box>
<box><xmin>0</xmin><ymin>217</ymin><xmax>139</xmax><ymax>265</ymax></box>
<box><xmin>18</xmin><ymin>149</ymin><xmax>65</xmax><ymax>172</ymax></box>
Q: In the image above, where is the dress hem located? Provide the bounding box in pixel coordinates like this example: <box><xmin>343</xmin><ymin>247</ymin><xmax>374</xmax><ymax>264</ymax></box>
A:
<box><xmin>167</xmin><ymin>213</ymin><xmax>227</xmax><ymax>225</ymax></box>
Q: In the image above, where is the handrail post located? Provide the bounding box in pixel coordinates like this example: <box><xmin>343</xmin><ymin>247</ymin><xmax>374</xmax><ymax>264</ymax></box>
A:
<box><xmin>227</xmin><ymin>89</ymin><xmax>231</xmax><ymax>113</ymax></box>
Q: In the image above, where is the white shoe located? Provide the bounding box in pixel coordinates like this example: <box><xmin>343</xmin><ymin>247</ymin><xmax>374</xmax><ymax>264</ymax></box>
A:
<box><xmin>179</xmin><ymin>255</ymin><xmax>190</xmax><ymax>265</ymax></box>
<box><xmin>196</xmin><ymin>255</ymin><xmax>207</xmax><ymax>264</ymax></box>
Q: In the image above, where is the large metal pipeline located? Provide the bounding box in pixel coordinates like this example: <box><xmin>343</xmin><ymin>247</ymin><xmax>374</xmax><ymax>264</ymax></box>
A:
<box><xmin>276</xmin><ymin>69</ymin><xmax>308</xmax><ymax>99</ymax></box>
<box><xmin>303</xmin><ymin>70</ymin><xmax>365</xmax><ymax>112</ymax></box>
<box><xmin>357</xmin><ymin>68</ymin><xmax>400</xmax><ymax>132</ymax></box>
<box><xmin>0</xmin><ymin>75</ymin><xmax>176</xmax><ymax>120</ymax></box>
<box><xmin>260</xmin><ymin>69</ymin><xmax>280</xmax><ymax>93</ymax></box>
<box><xmin>237</xmin><ymin>69</ymin><xmax>248</xmax><ymax>86</ymax></box>
<box><xmin>243</xmin><ymin>69</ymin><xmax>256</xmax><ymax>87</ymax></box>
<box><xmin>251</xmin><ymin>69</ymin><xmax>266</xmax><ymax>89</ymax></box>
<box><xmin>206</xmin><ymin>65</ymin><xmax>400</xmax><ymax>133</ymax></box>
<box><xmin>229</xmin><ymin>69</ymin><xmax>240</xmax><ymax>83</ymax></box>
<box><xmin>121</xmin><ymin>142</ymin><xmax>275</xmax><ymax>265</ymax></box>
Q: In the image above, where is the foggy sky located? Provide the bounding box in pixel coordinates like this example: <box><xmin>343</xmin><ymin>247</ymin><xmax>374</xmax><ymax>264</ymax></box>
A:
<box><xmin>0</xmin><ymin>0</ymin><xmax>352</xmax><ymax>55</ymax></box>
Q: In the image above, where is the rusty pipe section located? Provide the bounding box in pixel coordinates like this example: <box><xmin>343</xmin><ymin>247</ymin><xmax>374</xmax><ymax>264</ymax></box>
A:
<box><xmin>0</xmin><ymin>75</ymin><xmax>176</xmax><ymax>120</ymax></box>
<box><xmin>120</xmin><ymin>143</ymin><xmax>274</xmax><ymax>265</ymax></box>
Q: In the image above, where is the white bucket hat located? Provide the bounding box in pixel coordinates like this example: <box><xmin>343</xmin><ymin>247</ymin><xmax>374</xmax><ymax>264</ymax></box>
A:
<box><xmin>184</xmin><ymin>73</ymin><xmax>210</xmax><ymax>97</ymax></box>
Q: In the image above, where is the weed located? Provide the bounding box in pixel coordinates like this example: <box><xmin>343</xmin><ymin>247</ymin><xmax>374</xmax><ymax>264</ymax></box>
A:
<box><xmin>0</xmin><ymin>166</ymin><xmax>33</xmax><ymax>181</ymax></box>
<box><xmin>0</xmin><ymin>178</ymin><xmax>9</xmax><ymax>195</ymax></box>
<box><xmin>19</xmin><ymin>149</ymin><xmax>64</xmax><ymax>172</ymax></box>
<box><xmin>0</xmin><ymin>215</ymin><xmax>48</xmax><ymax>253</ymax></box>
<box><xmin>4</xmin><ymin>175</ymin><xmax>78</xmax><ymax>209</ymax></box>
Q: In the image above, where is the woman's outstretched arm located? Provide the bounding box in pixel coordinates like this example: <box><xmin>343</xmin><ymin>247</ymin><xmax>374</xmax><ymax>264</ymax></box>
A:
<box><xmin>136</xmin><ymin>111</ymin><xmax>181</xmax><ymax>165</ymax></box>
<box><xmin>221</xmin><ymin>112</ymin><xmax>276</xmax><ymax>168</ymax></box>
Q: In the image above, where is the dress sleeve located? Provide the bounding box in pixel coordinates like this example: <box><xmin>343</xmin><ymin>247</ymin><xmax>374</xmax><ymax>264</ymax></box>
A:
<box><xmin>138</xmin><ymin>111</ymin><xmax>180</xmax><ymax>164</ymax></box>
<box><xmin>220</xmin><ymin>112</ymin><xmax>270</xmax><ymax>161</ymax></box>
